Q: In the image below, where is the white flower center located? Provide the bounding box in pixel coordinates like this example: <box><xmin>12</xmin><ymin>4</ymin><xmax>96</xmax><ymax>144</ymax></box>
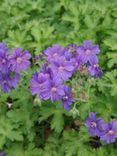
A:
<box><xmin>108</xmin><ymin>130</ymin><xmax>114</xmax><ymax>135</ymax></box>
<box><xmin>94</xmin><ymin>64</ymin><xmax>99</xmax><ymax>68</ymax></box>
<box><xmin>2</xmin><ymin>59</ymin><xmax>6</xmax><ymax>64</ymax></box>
<box><xmin>17</xmin><ymin>57</ymin><xmax>22</xmax><ymax>63</ymax></box>
<box><xmin>69</xmin><ymin>47</ymin><xmax>75</xmax><ymax>53</ymax></box>
<box><xmin>63</xmin><ymin>96</ymin><xmax>68</xmax><ymax>100</ymax></box>
<box><xmin>3</xmin><ymin>80</ymin><xmax>7</xmax><ymax>84</ymax></box>
<box><xmin>51</xmin><ymin>87</ymin><xmax>57</xmax><ymax>92</ymax></box>
<box><xmin>85</xmin><ymin>49</ymin><xmax>91</xmax><ymax>55</ymax></box>
<box><xmin>53</xmin><ymin>53</ymin><xmax>58</xmax><ymax>57</ymax></box>
<box><xmin>39</xmin><ymin>84</ymin><xmax>43</xmax><ymax>88</ymax></box>
<box><xmin>59</xmin><ymin>66</ymin><xmax>64</xmax><ymax>71</ymax></box>
<box><xmin>91</xmin><ymin>121</ymin><xmax>97</xmax><ymax>128</ymax></box>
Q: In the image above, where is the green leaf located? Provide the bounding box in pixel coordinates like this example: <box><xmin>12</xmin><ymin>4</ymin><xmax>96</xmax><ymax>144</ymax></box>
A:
<box><xmin>39</xmin><ymin>103</ymin><xmax>66</xmax><ymax>133</ymax></box>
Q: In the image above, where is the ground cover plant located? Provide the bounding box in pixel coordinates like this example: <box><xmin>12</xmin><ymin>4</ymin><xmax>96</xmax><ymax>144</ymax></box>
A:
<box><xmin>0</xmin><ymin>0</ymin><xmax>117</xmax><ymax>155</ymax></box>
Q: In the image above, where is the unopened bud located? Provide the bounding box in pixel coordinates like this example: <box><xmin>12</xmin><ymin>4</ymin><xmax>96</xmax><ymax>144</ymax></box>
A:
<box><xmin>33</xmin><ymin>96</ymin><xmax>41</xmax><ymax>106</ymax></box>
<box><xmin>70</xmin><ymin>107</ymin><xmax>79</xmax><ymax>119</ymax></box>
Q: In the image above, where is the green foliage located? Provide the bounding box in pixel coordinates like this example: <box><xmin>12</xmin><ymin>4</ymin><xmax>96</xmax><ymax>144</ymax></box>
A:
<box><xmin>0</xmin><ymin>0</ymin><xmax>117</xmax><ymax>155</ymax></box>
<box><xmin>39</xmin><ymin>102</ymin><xmax>67</xmax><ymax>133</ymax></box>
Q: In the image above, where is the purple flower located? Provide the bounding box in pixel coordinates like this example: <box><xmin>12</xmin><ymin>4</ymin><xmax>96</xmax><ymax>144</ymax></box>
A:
<box><xmin>40</xmin><ymin>63</ymin><xmax>54</xmax><ymax>79</ymax></box>
<box><xmin>62</xmin><ymin>44</ymin><xmax>83</xmax><ymax>71</ymax></box>
<box><xmin>100</xmin><ymin>121</ymin><xmax>117</xmax><ymax>144</ymax></box>
<box><xmin>77</xmin><ymin>40</ymin><xmax>100</xmax><ymax>64</ymax></box>
<box><xmin>30</xmin><ymin>72</ymin><xmax>50</xmax><ymax>96</ymax></box>
<box><xmin>50</xmin><ymin>56</ymin><xmax>74</xmax><ymax>80</ymax></box>
<box><xmin>88</xmin><ymin>64</ymin><xmax>102</xmax><ymax>77</ymax></box>
<box><xmin>75</xmin><ymin>56</ymin><xmax>83</xmax><ymax>70</ymax></box>
<box><xmin>10</xmin><ymin>48</ymin><xmax>31</xmax><ymax>73</ymax></box>
<box><xmin>0</xmin><ymin>44</ymin><xmax>10</xmax><ymax>73</ymax></box>
<box><xmin>61</xmin><ymin>86</ymin><xmax>73</xmax><ymax>110</ymax></box>
<box><xmin>85</xmin><ymin>112</ymin><xmax>104</xmax><ymax>136</ymax></box>
<box><xmin>44</xmin><ymin>44</ymin><xmax>64</xmax><ymax>62</ymax></box>
<box><xmin>0</xmin><ymin>72</ymin><xmax>20</xmax><ymax>92</ymax></box>
<box><xmin>63</xmin><ymin>44</ymin><xmax>78</xmax><ymax>60</ymax></box>
<box><xmin>40</xmin><ymin>77</ymin><xmax>65</xmax><ymax>102</ymax></box>
<box><xmin>10</xmin><ymin>73</ymin><xmax>20</xmax><ymax>89</ymax></box>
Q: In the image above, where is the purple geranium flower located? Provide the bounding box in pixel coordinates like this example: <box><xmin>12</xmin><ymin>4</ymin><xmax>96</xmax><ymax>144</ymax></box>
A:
<box><xmin>10</xmin><ymin>48</ymin><xmax>31</xmax><ymax>73</ymax></box>
<box><xmin>63</xmin><ymin>44</ymin><xmax>82</xmax><ymax>71</ymax></box>
<box><xmin>61</xmin><ymin>86</ymin><xmax>73</xmax><ymax>110</ymax></box>
<box><xmin>77</xmin><ymin>40</ymin><xmax>100</xmax><ymax>64</ymax></box>
<box><xmin>85</xmin><ymin>112</ymin><xmax>104</xmax><ymax>136</ymax></box>
<box><xmin>40</xmin><ymin>63</ymin><xmax>54</xmax><ymax>79</ymax></box>
<box><xmin>50</xmin><ymin>56</ymin><xmax>75</xmax><ymax>80</ymax></box>
<box><xmin>40</xmin><ymin>77</ymin><xmax>65</xmax><ymax>102</ymax></box>
<box><xmin>0</xmin><ymin>44</ymin><xmax>10</xmax><ymax>73</ymax></box>
<box><xmin>11</xmin><ymin>73</ymin><xmax>20</xmax><ymax>88</ymax></box>
<box><xmin>30</xmin><ymin>72</ymin><xmax>50</xmax><ymax>96</ymax></box>
<box><xmin>63</xmin><ymin>44</ymin><xmax>78</xmax><ymax>60</ymax></box>
<box><xmin>44</xmin><ymin>44</ymin><xmax>64</xmax><ymax>62</ymax></box>
<box><xmin>100</xmin><ymin>121</ymin><xmax>117</xmax><ymax>144</ymax></box>
<box><xmin>88</xmin><ymin>64</ymin><xmax>102</xmax><ymax>77</ymax></box>
<box><xmin>0</xmin><ymin>72</ymin><xmax>20</xmax><ymax>92</ymax></box>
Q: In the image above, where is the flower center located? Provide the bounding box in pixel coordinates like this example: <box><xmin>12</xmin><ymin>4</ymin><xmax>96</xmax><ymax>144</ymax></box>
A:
<box><xmin>51</xmin><ymin>87</ymin><xmax>57</xmax><ymax>92</ymax></box>
<box><xmin>39</xmin><ymin>84</ymin><xmax>43</xmax><ymax>88</ymax></box>
<box><xmin>108</xmin><ymin>130</ymin><xmax>114</xmax><ymax>135</ymax></box>
<box><xmin>63</xmin><ymin>96</ymin><xmax>68</xmax><ymax>100</ymax></box>
<box><xmin>85</xmin><ymin>49</ymin><xmax>91</xmax><ymax>55</ymax></box>
<box><xmin>3</xmin><ymin>80</ymin><xmax>7</xmax><ymax>84</ymax></box>
<box><xmin>94</xmin><ymin>64</ymin><xmax>99</xmax><ymax>68</ymax></box>
<box><xmin>2</xmin><ymin>59</ymin><xmax>6</xmax><ymax>64</ymax></box>
<box><xmin>53</xmin><ymin>53</ymin><xmax>58</xmax><ymax>58</ymax></box>
<box><xmin>69</xmin><ymin>47</ymin><xmax>75</xmax><ymax>53</ymax></box>
<box><xmin>59</xmin><ymin>66</ymin><xmax>64</xmax><ymax>71</ymax></box>
<box><xmin>91</xmin><ymin>121</ymin><xmax>97</xmax><ymax>128</ymax></box>
<box><xmin>17</xmin><ymin>57</ymin><xmax>22</xmax><ymax>63</ymax></box>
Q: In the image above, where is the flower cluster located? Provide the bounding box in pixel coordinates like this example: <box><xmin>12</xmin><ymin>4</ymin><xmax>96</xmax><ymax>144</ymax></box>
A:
<box><xmin>86</xmin><ymin>112</ymin><xmax>117</xmax><ymax>144</ymax></box>
<box><xmin>30</xmin><ymin>40</ymin><xmax>102</xmax><ymax>110</ymax></box>
<box><xmin>0</xmin><ymin>42</ymin><xmax>31</xmax><ymax>92</ymax></box>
